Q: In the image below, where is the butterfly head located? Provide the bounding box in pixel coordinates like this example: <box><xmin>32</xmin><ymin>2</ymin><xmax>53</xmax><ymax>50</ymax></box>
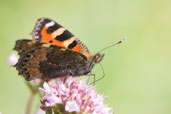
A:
<box><xmin>92</xmin><ymin>53</ymin><xmax>105</xmax><ymax>64</ymax></box>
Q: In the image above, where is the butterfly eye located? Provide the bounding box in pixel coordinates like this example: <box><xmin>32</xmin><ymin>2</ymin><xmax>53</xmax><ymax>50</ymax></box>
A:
<box><xmin>95</xmin><ymin>54</ymin><xmax>104</xmax><ymax>63</ymax></box>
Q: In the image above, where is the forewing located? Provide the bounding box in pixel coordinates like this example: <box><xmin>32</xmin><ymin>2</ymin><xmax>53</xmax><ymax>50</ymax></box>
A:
<box><xmin>32</xmin><ymin>18</ymin><xmax>90</xmax><ymax>55</ymax></box>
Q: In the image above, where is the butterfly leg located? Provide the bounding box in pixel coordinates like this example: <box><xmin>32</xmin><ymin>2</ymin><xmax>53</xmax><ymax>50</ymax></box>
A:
<box><xmin>86</xmin><ymin>73</ymin><xmax>96</xmax><ymax>85</ymax></box>
<box><xmin>91</xmin><ymin>63</ymin><xmax>106</xmax><ymax>85</ymax></box>
<box><xmin>63</xmin><ymin>76</ymin><xmax>68</xmax><ymax>83</ymax></box>
<box><xmin>87</xmin><ymin>63</ymin><xmax>105</xmax><ymax>85</ymax></box>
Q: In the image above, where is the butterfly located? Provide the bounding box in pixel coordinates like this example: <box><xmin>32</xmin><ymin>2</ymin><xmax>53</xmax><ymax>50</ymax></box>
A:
<box><xmin>14</xmin><ymin>18</ymin><xmax>107</xmax><ymax>81</ymax></box>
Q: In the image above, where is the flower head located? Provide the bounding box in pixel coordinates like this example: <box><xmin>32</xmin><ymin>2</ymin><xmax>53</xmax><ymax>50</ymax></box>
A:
<box><xmin>7</xmin><ymin>53</ymin><xmax>18</xmax><ymax>65</ymax></box>
<box><xmin>39</xmin><ymin>77</ymin><xmax>114</xmax><ymax>114</ymax></box>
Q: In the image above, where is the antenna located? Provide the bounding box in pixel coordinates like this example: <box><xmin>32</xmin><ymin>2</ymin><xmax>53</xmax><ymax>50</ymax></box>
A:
<box><xmin>97</xmin><ymin>37</ymin><xmax>126</xmax><ymax>53</ymax></box>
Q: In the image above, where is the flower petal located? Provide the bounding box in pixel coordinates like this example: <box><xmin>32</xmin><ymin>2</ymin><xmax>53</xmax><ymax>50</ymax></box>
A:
<box><xmin>65</xmin><ymin>101</ymin><xmax>80</xmax><ymax>113</ymax></box>
<box><xmin>7</xmin><ymin>53</ymin><xmax>18</xmax><ymax>65</ymax></box>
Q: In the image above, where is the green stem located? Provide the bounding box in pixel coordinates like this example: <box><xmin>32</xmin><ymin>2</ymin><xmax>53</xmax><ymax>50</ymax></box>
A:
<box><xmin>25</xmin><ymin>93</ymin><xmax>35</xmax><ymax>114</ymax></box>
<box><xmin>25</xmin><ymin>81</ymin><xmax>44</xmax><ymax>114</ymax></box>
<box><xmin>25</xmin><ymin>81</ymin><xmax>37</xmax><ymax>114</ymax></box>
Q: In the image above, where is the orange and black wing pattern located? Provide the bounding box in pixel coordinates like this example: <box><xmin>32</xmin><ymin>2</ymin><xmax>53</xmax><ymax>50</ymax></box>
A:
<box><xmin>32</xmin><ymin>18</ymin><xmax>90</xmax><ymax>56</ymax></box>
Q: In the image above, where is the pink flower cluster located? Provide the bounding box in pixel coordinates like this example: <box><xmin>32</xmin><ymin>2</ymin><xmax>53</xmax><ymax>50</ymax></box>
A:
<box><xmin>39</xmin><ymin>77</ymin><xmax>114</xmax><ymax>114</ymax></box>
<box><xmin>7</xmin><ymin>53</ymin><xmax>18</xmax><ymax>65</ymax></box>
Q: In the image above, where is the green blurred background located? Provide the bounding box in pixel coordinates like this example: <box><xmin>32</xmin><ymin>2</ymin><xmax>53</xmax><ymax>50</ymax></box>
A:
<box><xmin>0</xmin><ymin>0</ymin><xmax>171</xmax><ymax>114</ymax></box>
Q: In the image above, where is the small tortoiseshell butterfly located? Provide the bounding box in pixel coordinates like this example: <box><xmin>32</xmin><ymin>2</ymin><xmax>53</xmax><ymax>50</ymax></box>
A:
<box><xmin>14</xmin><ymin>18</ymin><xmax>125</xmax><ymax>81</ymax></box>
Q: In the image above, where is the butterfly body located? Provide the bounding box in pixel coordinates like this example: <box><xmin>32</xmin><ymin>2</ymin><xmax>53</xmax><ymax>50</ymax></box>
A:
<box><xmin>14</xmin><ymin>18</ymin><xmax>104</xmax><ymax>81</ymax></box>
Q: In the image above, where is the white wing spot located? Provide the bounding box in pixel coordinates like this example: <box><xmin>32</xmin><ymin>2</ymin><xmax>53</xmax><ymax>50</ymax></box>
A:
<box><xmin>45</xmin><ymin>21</ymin><xmax>55</xmax><ymax>27</ymax></box>
<box><xmin>36</xmin><ymin>27</ymin><xmax>40</xmax><ymax>30</ymax></box>
<box><xmin>35</xmin><ymin>36</ymin><xmax>40</xmax><ymax>39</ymax></box>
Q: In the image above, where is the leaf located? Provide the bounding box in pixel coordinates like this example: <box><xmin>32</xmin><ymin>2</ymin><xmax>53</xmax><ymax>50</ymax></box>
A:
<box><xmin>53</xmin><ymin>110</ymin><xmax>60</xmax><ymax>114</ymax></box>
<box><xmin>46</xmin><ymin>107</ymin><xmax>52</xmax><ymax>114</ymax></box>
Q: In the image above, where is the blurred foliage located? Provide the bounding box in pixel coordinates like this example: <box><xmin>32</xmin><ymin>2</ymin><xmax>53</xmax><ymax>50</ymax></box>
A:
<box><xmin>0</xmin><ymin>0</ymin><xmax>171</xmax><ymax>114</ymax></box>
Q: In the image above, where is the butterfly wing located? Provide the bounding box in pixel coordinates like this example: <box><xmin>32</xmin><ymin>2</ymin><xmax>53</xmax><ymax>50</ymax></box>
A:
<box><xmin>14</xmin><ymin>42</ymin><xmax>88</xmax><ymax>80</ymax></box>
<box><xmin>32</xmin><ymin>18</ymin><xmax>90</xmax><ymax>56</ymax></box>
